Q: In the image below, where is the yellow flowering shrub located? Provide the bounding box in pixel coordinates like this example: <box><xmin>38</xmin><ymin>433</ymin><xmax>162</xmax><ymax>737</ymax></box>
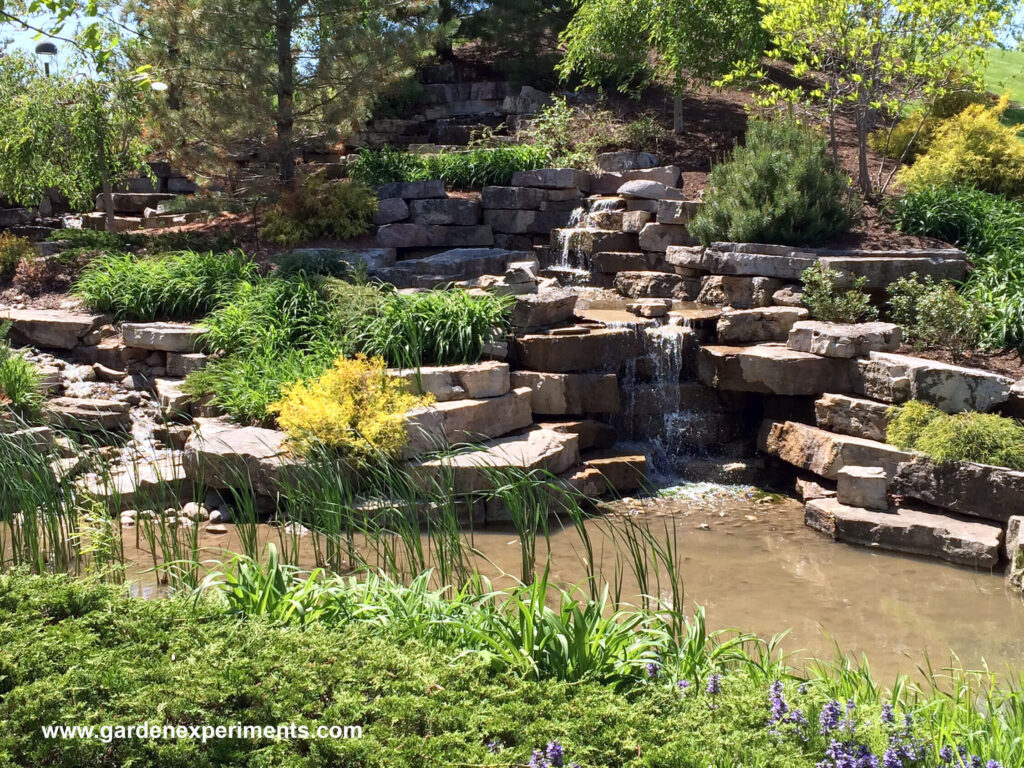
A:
<box><xmin>897</xmin><ymin>95</ymin><xmax>1024</xmax><ymax>197</ymax></box>
<box><xmin>269</xmin><ymin>355</ymin><xmax>429</xmax><ymax>457</ymax></box>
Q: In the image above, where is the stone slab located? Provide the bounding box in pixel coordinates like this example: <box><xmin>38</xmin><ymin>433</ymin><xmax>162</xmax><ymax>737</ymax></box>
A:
<box><xmin>698</xmin><ymin>344</ymin><xmax>850</xmax><ymax>396</ymax></box>
<box><xmin>805</xmin><ymin>497</ymin><xmax>1002</xmax><ymax>568</ymax></box>
<box><xmin>513</xmin><ymin>328</ymin><xmax>640</xmax><ymax>373</ymax></box>
<box><xmin>759</xmin><ymin>420</ymin><xmax>914</xmax><ymax>481</ymax></box>
<box><xmin>183</xmin><ymin>419</ymin><xmax>296</xmax><ymax>497</ymax></box>
<box><xmin>511</xmin><ymin>168</ymin><xmax>590</xmax><ymax>190</ymax></box>
<box><xmin>403</xmin><ymin>387</ymin><xmax>533</xmax><ymax>454</ymax></box>
<box><xmin>893</xmin><ymin>457</ymin><xmax>1024</xmax><ymax>523</ymax></box>
<box><xmin>716</xmin><ymin>307</ymin><xmax>809</xmax><ymax>344</ymax></box>
<box><xmin>509</xmin><ymin>288</ymin><xmax>578</xmax><ymax>330</ymax></box>
<box><xmin>389</xmin><ymin>361</ymin><xmax>510</xmax><ymax>402</ymax></box>
<box><xmin>814</xmin><ymin>393</ymin><xmax>891</xmax><ymax>443</ymax></box>
<box><xmin>510</xmin><ymin>371</ymin><xmax>620</xmax><ymax>415</ymax></box>
<box><xmin>788</xmin><ymin>321</ymin><xmax>901</xmax><ymax>358</ymax></box>
<box><xmin>0</xmin><ymin>309</ymin><xmax>111</xmax><ymax>350</ymax></box>
<box><xmin>122</xmin><ymin>322</ymin><xmax>205</xmax><ymax>353</ymax></box>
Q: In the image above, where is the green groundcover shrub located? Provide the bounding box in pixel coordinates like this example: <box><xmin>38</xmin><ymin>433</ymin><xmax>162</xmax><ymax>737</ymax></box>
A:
<box><xmin>889</xmin><ymin>185</ymin><xmax>1024</xmax><ymax>349</ymax></box>
<box><xmin>887</xmin><ymin>400</ymin><xmax>1024</xmax><ymax>469</ymax></box>
<box><xmin>0</xmin><ymin>233</ymin><xmax>34</xmax><ymax>280</ymax></box>
<box><xmin>0</xmin><ymin>571</ymin><xmax>1020</xmax><ymax>768</ymax></box>
<box><xmin>349</xmin><ymin>145</ymin><xmax>553</xmax><ymax>189</ymax></box>
<box><xmin>691</xmin><ymin>119</ymin><xmax>858</xmax><ymax>247</ymax></box>
<box><xmin>74</xmin><ymin>250</ymin><xmax>257</xmax><ymax>322</ymax></box>
<box><xmin>0</xmin><ymin>324</ymin><xmax>42</xmax><ymax>421</ymax></box>
<box><xmin>800</xmin><ymin>263</ymin><xmax>878</xmax><ymax>324</ymax></box>
<box><xmin>261</xmin><ymin>176</ymin><xmax>378</xmax><ymax>246</ymax></box>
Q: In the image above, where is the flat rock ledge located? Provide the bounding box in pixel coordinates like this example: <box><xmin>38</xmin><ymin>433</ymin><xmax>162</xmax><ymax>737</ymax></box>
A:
<box><xmin>805</xmin><ymin>497</ymin><xmax>1002</xmax><ymax>568</ymax></box>
<box><xmin>893</xmin><ymin>457</ymin><xmax>1024</xmax><ymax>524</ymax></box>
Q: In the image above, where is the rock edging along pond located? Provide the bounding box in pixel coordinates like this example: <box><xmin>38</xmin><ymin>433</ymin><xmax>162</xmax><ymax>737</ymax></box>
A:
<box><xmin>4</xmin><ymin>162</ymin><xmax>1024</xmax><ymax>589</ymax></box>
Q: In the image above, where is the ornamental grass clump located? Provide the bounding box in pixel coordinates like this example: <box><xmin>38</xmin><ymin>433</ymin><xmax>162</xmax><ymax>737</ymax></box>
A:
<box><xmin>269</xmin><ymin>355</ymin><xmax>428</xmax><ymax>458</ymax></box>
<box><xmin>0</xmin><ymin>324</ymin><xmax>43</xmax><ymax>421</ymax></box>
<box><xmin>887</xmin><ymin>400</ymin><xmax>1024</xmax><ymax>470</ymax></box>
<box><xmin>0</xmin><ymin>233</ymin><xmax>34</xmax><ymax>280</ymax></box>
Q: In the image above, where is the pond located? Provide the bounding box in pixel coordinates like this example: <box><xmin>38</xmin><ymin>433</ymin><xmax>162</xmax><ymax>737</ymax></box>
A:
<box><xmin>118</xmin><ymin>483</ymin><xmax>1024</xmax><ymax>680</ymax></box>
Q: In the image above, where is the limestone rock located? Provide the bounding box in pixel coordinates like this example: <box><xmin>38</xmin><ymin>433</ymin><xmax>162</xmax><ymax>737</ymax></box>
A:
<box><xmin>814</xmin><ymin>393</ymin><xmax>890</xmax><ymax>443</ymax></box>
<box><xmin>638</xmin><ymin>222</ymin><xmax>697</xmax><ymax>252</ymax></box>
<box><xmin>536</xmin><ymin>419</ymin><xmax>617</xmax><ymax>451</ymax></box>
<box><xmin>481</xmin><ymin>186</ymin><xmax>545</xmax><ymax>210</ymax></box>
<box><xmin>853</xmin><ymin>351</ymin><xmax>1012</xmax><ymax>413</ymax></box>
<box><xmin>553</xmin><ymin>228</ymin><xmax>637</xmax><ymax>256</ymax></box>
<box><xmin>772</xmin><ymin>285</ymin><xmax>805</xmax><ymax>307</ymax></box>
<box><xmin>45</xmin><ymin>397</ymin><xmax>131</xmax><ymax>432</ymax></box>
<box><xmin>167</xmin><ymin>352</ymin><xmax>209</xmax><ymax>378</ymax></box>
<box><xmin>590</xmin><ymin>166</ymin><xmax>681</xmax><ymax>195</ymax></box>
<box><xmin>0</xmin><ymin>309</ymin><xmax>110</xmax><ymax>350</ymax></box>
<box><xmin>372</xmin><ymin>197</ymin><xmax>409</xmax><ymax>225</ymax></box>
<box><xmin>409</xmin><ymin>197</ymin><xmax>481</xmax><ymax>226</ymax></box>
<box><xmin>716</xmin><ymin>307</ymin><xmax>810</xmax><ymax>344</ymax></box>
<box><xmin>1008</xmin><ymin>516</ymin><xmax>1024</xmax><ymax>589</ymax></box>
<box><xmin>592</xmin><ymin>251</ymin><xmax>656</xmax><ymax>273</ymax></box>
<box><xmin>390</xmin><ymin>361</ymin><xmax>510</xmax><ymax>402</ymax></box>
<box><xmin>511</xmin><ymin>168</ymin><xmax>590</xmax><ymax>190</ymax></box>
<box><xmin>510</xmin><ymin>288</ymin><xmax>577</xmax><ymax>330</ymax></box>
<box><xmin>122</xmin><ymin>322</ymin><xmax>206</xmax><ymax>353</ymax></box>
<box><xmin>787</xmin><ymin>321</ymin><xmax>901</xmax><ymax>358</ymax></box>
<box><xmin>805</xmin><ymin>497</ymin><xmax>1002</xmax><ymax>568</ymax></box>
<box><xmin>403</xmin><ymin>387</ymin><xmax>533</xmax><ymax>454</ymax></box>
<box><xmin>286</xmin><ymin>247</ymin><xmax>397</xmax><ymax>273</ymax></box>
<box><xmin>154</xmin><ymin>378</ymin><xmax>191</xmax><ymax>416</ymax></box>
<box><xmin>510</xmin><ymin>371</ymin><xmax>620</xmax><ymax>415</ymax></box>
<box><xmin>96</xmin><ymin>192</ymin><xmax>176</xmax><ymax>214</ymax></box>
<box><xmin>759</xmin><ymin>420</ymin><xmax>914</xmax><ymax>480</ymax></box>
<box><xmin>893</xmin><ymin>457</ymin><xmax>1024</xmax><ymax>523</ymax></box>
<box><xmin>401</xmin><ymin>247</ymin><xmax>512</xmax><ymax>278</ymax></box>
<box><xmin>656</xmin><ymin>199</ymin><xmax>701</xmax><ymax>225</ymax></box>
<box><xmin>594</xmin><ymin>151</ymin><xmax>659</xmax><ymax>172</ymax></box>
<box><xmin>183</xmin><ymin>419</ymin><xmax>296</xmax><ymax>496</ymax></box>
<box><xmin>698</xmin><ymin>345</ymin><xmax>850</xmax><ymax>396</ymax></box>
<box><xmin>616</xmin><ymin>179</ymin><xmax>684</xmax><ymax>200</ymax></box>
<box><xmin>628</xmin><ymin>299</ymin><xmax>671</xmax><ymax>318</ymax></box>
<box><xmin>410</xmin><ymin>427</ymin><xmax>580</xmax><ymax>493</ymax></box>
<box><xmin>584</xmin><ymin>452</ymin><xmax>647</xmax><ymax>493</ymax></box>
<box><xmin>697</xmin><ymin>275</ymin><xmax>783</xmax><ymax>309</ymax></box>
<box><xmin>513</xmin><ymin>328</ymin><xmax>640</xmax><ymax>373</ymax></box>
<box><xmin>836</xmin><ymin>465</ymin><xmax>888</xmax><ymax>510</ymax></box>
<box><xmin>80</xmin><ymin>455</ymin><xmax>190</xmax><ymax>511</ymax></box>
<box><xmin>615</xmin><ymin>271</ymin><xmax>698</xmax><ymax>300</ymax></box>
<box><xmin>376</xmin><ymin>223</ymin><xmax>494</xmax><ymax>249</ymax></box>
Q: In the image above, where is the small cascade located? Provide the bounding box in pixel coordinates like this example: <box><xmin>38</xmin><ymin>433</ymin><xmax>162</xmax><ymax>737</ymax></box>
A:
<box><xmin>551</xmin><ymin>195</ymin><xmax>628</xmax><ymax>272</ymax></box>
<box><xmin>554</xmin><ymin>206</ymin><xmax>587</xmax><ymax>269</ymax></box>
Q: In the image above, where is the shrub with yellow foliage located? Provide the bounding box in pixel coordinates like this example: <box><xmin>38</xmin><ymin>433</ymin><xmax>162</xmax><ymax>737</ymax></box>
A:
<box><xmin>897</xmin><ymin>95</ymin><xmax>1024</xmax><ymax>197</ymax></box>
<box><xmin>269</xmin><ymin>355</ymin><xmax>429</xmax><ymax>458</ymax></box>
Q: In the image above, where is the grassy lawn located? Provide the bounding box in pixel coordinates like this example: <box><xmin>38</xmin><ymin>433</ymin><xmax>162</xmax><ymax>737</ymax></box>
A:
<box><xmin>984</xmin><ymin>48</ymin><xmax>1024</xmax><ymax>128</ymax></box>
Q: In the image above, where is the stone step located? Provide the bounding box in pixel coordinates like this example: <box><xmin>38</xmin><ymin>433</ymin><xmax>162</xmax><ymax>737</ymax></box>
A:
<box><xmin>513</xmin><ymin>328</ymin><xmax>640</xmax><ymax>373</ymax></box>
<box><xmin>582</xmin><ymin>450</ymin><xmax>647</xmax><ymax>493</ymax></box>
<box><xmin>592</xmin><ymin>251</ymin><xmax>658</xmax><ymax>274</ymax></box>
<box><xmin>403</xmin><ymin>387</ymin><xmax>533</xmax><ymax>454</ymax></box>
<box><xmin>805</xmin><ymin>497</ymin><xmax>1002</xmax><ymax>568</ymax></box>
<box><xmin>853</xmin><ymin>351</ymin><xmax>1013</xmax><ymax>413</ymax></box>
<box><xmin>698</xmin><ymin>344</ymin><xmax>850</xmax><ymax>396</ymax></box>
<box><xmin>389</xmin><ymin>361</ymin><xmax>509</xmax><ymax>402</ymax></box>
<box><xmin>509</xmin><ymin>287</ymin><xmax>577</xmax><ymax>330</ymax></box>
<box><xmin>716</xmin><ymin>307</ymin><xmax>809</xmax><ymax>344</ymax></box>
<box><xmin>759</xmin><ymin>419</ymin><xmax>913</xmax><ymax>481</ymax></box>
<box><xmin>666</xmin><ymin>243</ymin><xmax>968</xmax><ymax>288</ymax></box>
<box><xmin>122</xmin><ymin>322</ymin><xmax>206</xmax><ymax>353</ymax></box>
<box><xmin>409</xmin><ymin>426</ymin><xmax>580</xmax><ymax>493</ymax></box>
<box><xmin>536</xmin><ymin>419</ymin><xmax>616</xmax><ymax>451</ymax></box>
<box><xmin>0</xmin><ymin>309</ymin><xmax>110</xmax><ymax>350</ymax></box>
<box><xmin>615</xmin><ymin>271</ymin><xmax>700</xmax><ymax>300</ymax></box>
<box><xmin>45</xmin><ymin>397</ymin><xmax>131</xmax><ymax>432</ymax></box>
<box><xmin>638</xmin><ymin>222</ymin><xmax>698</xmax><ymax>252</ymax></box>
<box><xmin>551</xmin><ymin>228</ymin><xmax>637</xmax><ymax>256</ymax></box>
<box><xmin>183</xmin><ymin>419</ymin><xmax>295</xmax><ymax>497</ymax></box>
<box><xmin>396</xmin><ymin>247</ymin><xmax>517</xmax><ymax>277</ymax></box>
<box><xmin>697</xmin><ymin>275</ymin><xmax>784</xmax><ymax>309</ymax></box>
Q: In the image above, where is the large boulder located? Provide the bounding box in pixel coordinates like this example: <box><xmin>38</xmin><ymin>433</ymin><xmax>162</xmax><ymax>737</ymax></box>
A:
<box><xmin>759</xmin><ymin>419</ymin><xmax>913</xmax><ymax>480</ymax></box>
<box><xmin>513</xmin><ymin>328</ymin><xmax>640</xmax><ymax>373</ymax></box>
<box><xmin>787</xmin><ymin>321</ymin><xmax>901</xmax><ymax>358</ymax></box>
<box><xmin>372</xmin><ymin>197</ymin><xmax>409</xmax><ymax>225</ymax></box>
<box><xmin>617</xmin><ymin>179</ymin><xmax>684</xmax><ymax>201</ymax></box>
<box><xmin>481</xmin><ymin>186</ymin><xmax>546</xmax><ymax>210</ymax></box>
<box><xmin>96</xmin><ymin>192</ymin><xmax>176</xmax><ymax>214</ymax></box>
<box><xmin>594</xmin><ymin>151</ymin><xmax>660</xmax><ymax>172</ymax></box>
<box><xmin>893</xmin><ymin>457</ymin><xmax>1024</xmax><ymax>523</ymax></box>
<box><xmin>183</xmin><ymin>419</ymin><xmax>296</xmax><ymax>496</ymax></box>
<box><xmin>122</xmin><ymin>322</ymin><xmax>206</xmax><ymax>353</ymax></box>
<box><xmin>836</xmin><ymin>465</ymin><xmax>888</xmax><ymax>510</ymax></box>
<box><xmin>614</xmin><ymin>271</ymin><xmax>699</xmax><ymax>300</ymax></box>
<box><xmin>400</xmin><ymin>247</ymin><xmax>513</xmax><ymax>278</ymax></box>
<box><xmin>698</xmin><ymin>344</ymin><xmax>850</xmax><ymax>396</ymax></box>
<box><xmin>814</xmin><ymin>393</ymin><xmax>891</xmax><ymax>443</ymax></box>
<box><xmin>805</xmin><ymin>497</ymin><xmax>1002</xmax><ymax>568</ymax></box>
<box><xmin>403</xmin><ymin>387</ymin><xmax>533</xmax><ymax>454</ymax></box>
<box><xmin>510</xmin><ymin>371</ymin><xmax>620</xmax><ymax>415</ymax></box>
<box><xmin>0</xmin><ymin>309</ymin><xmax>110</xmax><ymax>350</ymax></box>
<box><xmin>638</xmin><ymin>223</ymin><xmax>698</xmax><ymax>252</ymax></box>
<box><xmin>509</xmin><ymin>288</ymin><xmax>578</xmax><ymax>330</ymax></box>
<box><xmin>409</xmin><ymin>197</ymin><xmax>481</xmax><ymax>226</ymax></box>
<box><xmin>45</xmin><ymin>397</ymin><xmax>132</xmax><ymax>432</ymax></box>
<box><xmin>852</xmin><ymin>351</ymin><xmax>1013</xmax><ymax>413</ymax></box>
<box><xmin>390</xmin><ymin>361</ymin><xmax>510</xmax><ymax>402</ymax></box>
<box><xmin>716</xmin><ymin>307</ymin><xmax>810</xmax><ymax>344</ymax></box>
<box><xmin>591</xmin><ymin>251</ymin><xmax>656</xmax><ymax>273</ymax></box>
<box><xmin>697</xmin><ymin>275</ymin><xmax>783</xmax><ymax>309</ymax></box>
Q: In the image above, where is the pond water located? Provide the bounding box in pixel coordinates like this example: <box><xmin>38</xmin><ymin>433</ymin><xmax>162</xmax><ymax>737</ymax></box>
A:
<box><xmin>116</xmin><ymin>484</ymin><xmax>1024</xmax><ymax>680</ymax></box>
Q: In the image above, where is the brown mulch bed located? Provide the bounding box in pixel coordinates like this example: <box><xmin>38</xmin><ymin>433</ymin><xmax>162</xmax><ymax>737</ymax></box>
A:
<box><xmin>898</xmin><ymin>345</ymin><xmax>1024</xmax><ymax>381</ymax></box>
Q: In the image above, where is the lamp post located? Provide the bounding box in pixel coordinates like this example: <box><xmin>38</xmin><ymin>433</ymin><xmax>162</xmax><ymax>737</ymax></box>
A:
<box><xmin>34</xmin><ymin>41</ymin><xmax>57</xmax><ymax>77</ymax></box>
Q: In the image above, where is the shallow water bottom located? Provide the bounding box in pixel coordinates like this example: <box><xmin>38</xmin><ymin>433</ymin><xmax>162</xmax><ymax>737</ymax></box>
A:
<box><xmin>111</xmin><ymin>485</ymin><xmax>1024</xmax><ymax>680</ymax></box>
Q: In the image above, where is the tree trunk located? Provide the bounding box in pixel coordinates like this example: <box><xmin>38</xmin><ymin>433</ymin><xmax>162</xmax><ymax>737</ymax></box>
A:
<box><xmin>855</xmin><ymin>109</ymin><xmax>871</xmax><ymax>199</ymax></box>
<box><xmin>673</xmin><ymin>93</ymin><xmax>684</xmax><ymax>134</ymax></box>
<box><xmin>275</xmin><ymin>0</ymin><xmax>295</xmax><ymax>185</ymax></box>
<box><xmin>94</xmin><ymin>94</ymin><xmax>115</xmax><ymax>233</ymax></box>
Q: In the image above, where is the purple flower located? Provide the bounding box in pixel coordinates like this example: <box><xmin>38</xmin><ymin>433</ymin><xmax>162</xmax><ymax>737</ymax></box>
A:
<box><xmin>529</xmin><ymin>749</ymin><xmax>548</xmax><ymax>768</ymax></box>
<box><xmin>969</xmin><ymin>757</ymin><xmax>983</xmax><ymax>768</ymax></box>
<box><xmin>706</xmin><ymin>673</ymin><xmax>722</xmax><ymax>695</ymax></box>
<box><xmin>882</xmin><ymin>748</ymin><xmax>902</xmax><ymax>768</ymax></box>
<box><xmin>985</xmin><ymin>762</ymin><xmax>1002</xmax><ymax>768</ymax></box>
<box><xmin>938</xmin><ymin>746</ymin><xmax>955</xmax><ymax>765</ymax></box>
<box><xmin>881</xmin><ymin>703</ymin><xmax>895</xmax><ymax>725</ymax></box>
<box><xmin>820</xmin><ymin>700</ymin><xmax>842</xmax><ymax>734</ymax></box>
<box><xmin>798</xmin><ymin>682</ymin><xmax>809</xmax><ymax>695</ymax></box>
<box><xmin>646</xmin><ymin>661</ymin><xmax>660</xmax><ymax>679</ymax></box>
<box><xmin>486</xmin><ymin>739</ymin><xmax>503</xmax><ymax>753</ymax></box>
<box><xmin>545</xmin><ymin>741</ymin><xmax>564</xmax><ymax>768</ymax></box>
<box><xmin>677</xmin><ymin>679</ymin><xmax>691</xmax><ymax>691</ymax></box>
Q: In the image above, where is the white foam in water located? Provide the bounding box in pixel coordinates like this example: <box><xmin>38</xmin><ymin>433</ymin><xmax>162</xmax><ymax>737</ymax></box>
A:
<box><xmin>555</xmin><ymin>206</ymin><xmax>587</xmax><ymax>269</ymax></box>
